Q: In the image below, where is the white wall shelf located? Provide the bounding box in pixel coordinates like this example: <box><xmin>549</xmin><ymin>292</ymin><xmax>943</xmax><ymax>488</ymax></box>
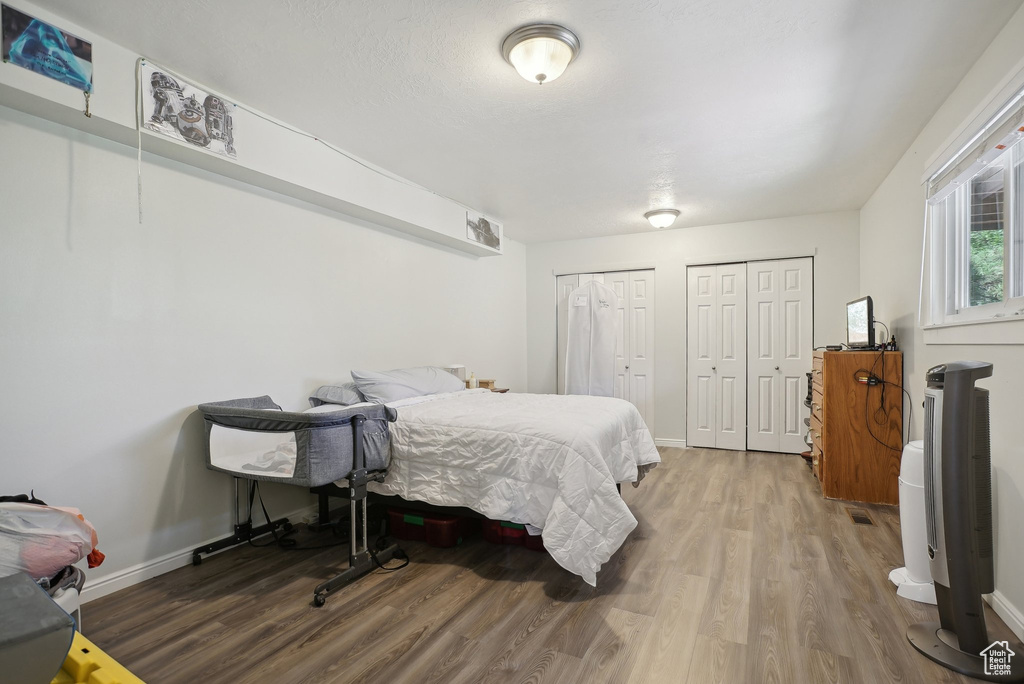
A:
<box><xmin>0</xmin><ymin>2</ymin><xmax>501</xmax><ymax>258</ymax></box>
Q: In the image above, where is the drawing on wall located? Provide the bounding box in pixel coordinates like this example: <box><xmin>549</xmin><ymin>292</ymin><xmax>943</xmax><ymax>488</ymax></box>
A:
<box><xmin>1</xmin><ymin>4</ymin><xmax>93</xmax><ymax>92</ymax></box>
<box><xmin>141</xmin><ymin>62</ymin><xmax>236</xmax><ymax>158</ymax></box>
<box><xmin>466</xmin><ymin>211</ymin><xmax>501</xmax><ymax>250</ymax></box>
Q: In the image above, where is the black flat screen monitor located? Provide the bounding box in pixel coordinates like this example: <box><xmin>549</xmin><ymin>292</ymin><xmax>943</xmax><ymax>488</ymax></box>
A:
<box><xmin>846</xmin><ymin>296</ymin><xmax>874</xmax><ymax>348</ymax></box>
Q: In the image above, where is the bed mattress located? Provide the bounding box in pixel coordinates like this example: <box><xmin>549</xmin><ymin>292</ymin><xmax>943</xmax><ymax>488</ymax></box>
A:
<box><xmin>367</xmin><ymin>389</ymin><xmax>660</xmax><ymax>585</ymax></box>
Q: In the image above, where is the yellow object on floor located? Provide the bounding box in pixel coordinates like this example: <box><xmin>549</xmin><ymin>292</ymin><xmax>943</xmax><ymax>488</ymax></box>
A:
<box><xmin>51</xmin><ymin>632</ymin><xmax>144</xmax><ymax>684</ymax></box>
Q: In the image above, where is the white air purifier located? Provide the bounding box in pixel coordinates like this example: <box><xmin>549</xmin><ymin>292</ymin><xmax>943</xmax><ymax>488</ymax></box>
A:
<box><xmin>889</xmin><ymin>440</ymin><xmax>937</xmax><ymax>604</ymax></box>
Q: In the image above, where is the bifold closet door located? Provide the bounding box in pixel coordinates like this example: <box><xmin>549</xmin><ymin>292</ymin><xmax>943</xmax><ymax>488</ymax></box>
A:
<box><xmin>714</xmin><ymin>265</ymin><xmax>747</xmax><ymax>450</ymax></box>
<box><xmin>686</xmin><ymin>264</ymin><xmax>746</xmax><ymax>450</ymax></box>
<box><xmin>686</xmin><ymin>266</ymin><xmax>717</xmax><ymax>448</ymax></box>
<box><xmin>599</xmin><ymin>270</ymin><xmax>655</xmax><ymax>434</ymax></box>
<box><xmin>604</xmin><ymin>272</ymin><xmax>630</xmax><ymax>402</ymax></box>
<box><xmin>746</xmin><ymin>258</ymin><xmax>813</xmax><ymax>453</ymax></box>
<box><xmin>557</xmin><ymin>270</ymin><xmax>655</xmax><ymax>433</ymax></box>
<box><xmin>627</xmin><ymin>270</ymin><xmax>655</xmax><ymax>435</ymax></box>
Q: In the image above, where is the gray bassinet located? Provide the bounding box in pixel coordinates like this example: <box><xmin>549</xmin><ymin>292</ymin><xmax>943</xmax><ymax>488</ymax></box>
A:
<box><xmin>198</xmin><ymin>396</ymin><xmax>394</xmax><ymax>488</ymax></box>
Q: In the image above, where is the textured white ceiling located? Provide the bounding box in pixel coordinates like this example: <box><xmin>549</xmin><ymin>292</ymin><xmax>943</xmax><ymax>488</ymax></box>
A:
<box><xmin>39</xmin><ymin>0</ymin><xmax>1022</xmax><ymax>242</ymax></box>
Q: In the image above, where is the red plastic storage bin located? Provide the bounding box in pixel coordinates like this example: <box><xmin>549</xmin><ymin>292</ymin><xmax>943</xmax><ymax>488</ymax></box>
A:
<box><xmin>482</xmin><ymin>520</ymin><xmax>545</xmax><ymax>552</ymax></box>
<box><xmin>387</xmin><ymin>509</ymin><xmax>468</xmax><ymax>548</ymax></box>
<box><xmin>388</xmin><ymin>509</ymin><xmax>426</xmax><ymax>543</ymax></box>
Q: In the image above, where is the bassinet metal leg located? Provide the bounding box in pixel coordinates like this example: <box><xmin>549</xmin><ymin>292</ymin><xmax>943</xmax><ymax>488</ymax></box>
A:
<box><xmin>192</xmin><ymin>478</ymin><xmax>291</xmax><ymax>566</ymax></box>
<box><xmin>311</xmin><ymin>415</ymin><xmax>402</xmax><ymax>606</ymax></box>
<box><xmin>312</xmin><ymin>497</ymin><xmax>400</xmax><ymax>607</ymax></box>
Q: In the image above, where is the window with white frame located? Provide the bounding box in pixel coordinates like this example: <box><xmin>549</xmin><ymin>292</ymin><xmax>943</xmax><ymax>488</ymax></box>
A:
<box><xmin>925</xmin><ymin>91</ymin><xmax>1024</xmax><ymax>327</ymax></box>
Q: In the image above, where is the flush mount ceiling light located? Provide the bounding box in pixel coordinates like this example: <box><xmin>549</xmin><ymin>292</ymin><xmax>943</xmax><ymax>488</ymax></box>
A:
<box><xmin>644</xmin><ymin>209</ymin><xmax>680</xmax><ymax>229</ymax></box>
<box><xmin>501</xmin><ymin>24</ymin><xmax>581</xmax><ymax>85</ymax></box>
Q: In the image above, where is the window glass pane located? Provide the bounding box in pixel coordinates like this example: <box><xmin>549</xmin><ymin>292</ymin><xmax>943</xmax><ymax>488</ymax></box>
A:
<box><xmin>968</xmin><ymin>164</ymin><xmax>1005</xmax><ymax>306</ymax></box>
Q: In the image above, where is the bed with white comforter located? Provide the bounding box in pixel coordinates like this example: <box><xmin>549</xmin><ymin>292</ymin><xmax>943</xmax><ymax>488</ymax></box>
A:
<box><xmin>367</xmin><ymin>388</ymin><xmax>660</xmax><ymax>585</ymax></box>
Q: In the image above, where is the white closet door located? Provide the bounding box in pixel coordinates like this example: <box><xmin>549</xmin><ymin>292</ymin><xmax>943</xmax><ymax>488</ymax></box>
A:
<box><xmin>686</xmin><ymin>266</ymin><xmax>718</xmax><ymax>448</ymax></box>
<box><xmin>747</xmin><ymin>261</ymin><xmax>781</xmax><ymax>451</ymax></box>
<box><xmin>715</xmin><ymin>264</ymin><xmax>747</xmax><ymax>450</ymax></box>
<box><xmin>746</xmin><ymin>258</ymin><xmax>813</xmax><ymax>453</ymax></box>
<box><xmin>558</xmin><ymin>270</ymin><xmax>656</xmax><ymax>432</ymax></box>
<box><xmin>556</xmin><ymin>274</ymin><xmax>580</xmax><ymax>395</ymax></box>
<box><xmin>627</xmin><ymin>270</ymin><xmax>655</xmax><ymax>433</ymax></box>
<box><xmin>605</xmin><ymin>272</ymin><xmax>630</xmax><ymax>402</ymax></box>
<box><xmin>776</xmin><ymin>258</ymin><xmax>813</xmax><ymax>453</ymax></box>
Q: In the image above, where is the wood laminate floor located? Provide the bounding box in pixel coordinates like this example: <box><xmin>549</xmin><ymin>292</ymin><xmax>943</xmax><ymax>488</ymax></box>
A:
<box><xmin>85</xmin><ymin>448</ymin><xmax>1018</xmax><ymax>683</ymax></box>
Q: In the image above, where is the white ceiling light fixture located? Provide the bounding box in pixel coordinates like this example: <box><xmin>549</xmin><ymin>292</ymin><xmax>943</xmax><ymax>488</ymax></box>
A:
<box><xmin>501</xmin><ymin>24</ymin><xmax>581</xmax><ymax>85</ymax></box>
<box><xmin>644</xmin><ymin>209</ymin><xmax>680</xmax><ymax>229</ymax></box>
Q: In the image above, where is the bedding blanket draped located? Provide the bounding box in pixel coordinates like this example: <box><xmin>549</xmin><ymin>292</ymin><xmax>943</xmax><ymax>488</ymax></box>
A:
<box><xmin>368</xmin><ymin>389</ymin><xmax>660</xmax><ymax>585</ymax></box>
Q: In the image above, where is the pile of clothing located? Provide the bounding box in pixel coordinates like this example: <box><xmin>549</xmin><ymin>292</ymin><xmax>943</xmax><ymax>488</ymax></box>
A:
<box><xmin>0</xmin><ymin>493</ymin><xmax>103</xmax><ymax>599</ymax></box>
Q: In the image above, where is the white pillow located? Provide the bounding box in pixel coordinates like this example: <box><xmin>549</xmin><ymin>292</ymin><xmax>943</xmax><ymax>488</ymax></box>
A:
<box><xmin>350</xmin><ymin>366</ymin><xmax>465</xmax><ymax>404</ymax></box>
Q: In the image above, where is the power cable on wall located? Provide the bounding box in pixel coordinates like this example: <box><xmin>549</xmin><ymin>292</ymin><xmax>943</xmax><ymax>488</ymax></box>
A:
<box><xmin>134</xmin><ymin>58</ymin><xmax>144</xmax><ymax>224</ymax></box>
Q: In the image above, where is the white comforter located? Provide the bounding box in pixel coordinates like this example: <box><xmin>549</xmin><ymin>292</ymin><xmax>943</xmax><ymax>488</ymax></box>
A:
<box><xmin>368</xmin><ymin>389</ymin><xmax>660</xmax><ymax>585</ymax></box>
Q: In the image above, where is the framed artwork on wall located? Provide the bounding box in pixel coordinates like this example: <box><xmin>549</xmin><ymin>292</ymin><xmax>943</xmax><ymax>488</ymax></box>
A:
<box><xmin>141</xmin><ymin>61</ymin><xmax>237</xmax><ymax>159</ymax></box>
<box><xmin>466</xmin><ymin>210</ymin><xmax>501</xmax><ymax>251</ymax></box>
<box><xmin>2</xmin><ymin>4</ymin><xmax>93</xmax><ymax>92</ymax></box>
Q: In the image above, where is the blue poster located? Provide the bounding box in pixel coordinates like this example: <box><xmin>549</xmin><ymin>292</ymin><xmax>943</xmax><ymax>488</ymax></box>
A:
<box><xmin>2</xmin><ymin>4</ymin><xmax>92</xmax><ymax>92</ymax></box>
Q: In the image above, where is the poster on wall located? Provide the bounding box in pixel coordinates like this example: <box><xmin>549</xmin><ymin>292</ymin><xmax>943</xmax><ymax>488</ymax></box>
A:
<box><xmin>1</xmin><ymin>4</ymin><xmax>93</xmax><ymax>92</ymax></box>
<box><xmin>141</xmin><ymin>61</ymin><xmax>236</xmax><ymax>159</ymax></box>
<box><xmin>466</xmin><ymin>210</ymin><xmax>502</xmax><ymax>250</ymax></box>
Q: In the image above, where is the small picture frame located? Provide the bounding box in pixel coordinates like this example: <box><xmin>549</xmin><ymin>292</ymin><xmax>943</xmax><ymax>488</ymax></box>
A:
<box><xmin>466</xmin><ymin>210</ymin><xmax>502</xmax><ymax>251</ymax></box>
<box><xmin>2</xmin><ymin>4</ymin><xmax>93</xmax><ymax>92</ymax></box>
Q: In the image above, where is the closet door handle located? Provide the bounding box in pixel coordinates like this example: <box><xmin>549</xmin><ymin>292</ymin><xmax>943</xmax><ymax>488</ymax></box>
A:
<box><xmin>775</xmin><ymin>366</ymin><xmax>780</xmax><ymax>371</ymax></box>
<box><xmin>711</xmin><ymin>366</ymin><xmax>717</xmax><ymax>371</ymax></box>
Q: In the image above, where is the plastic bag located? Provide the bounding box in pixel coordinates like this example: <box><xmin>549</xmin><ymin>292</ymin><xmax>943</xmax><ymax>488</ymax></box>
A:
<box><xmin>0</xmin><ymin>503</ymin><xmax>97</xmax><ymax>580</ymax></box>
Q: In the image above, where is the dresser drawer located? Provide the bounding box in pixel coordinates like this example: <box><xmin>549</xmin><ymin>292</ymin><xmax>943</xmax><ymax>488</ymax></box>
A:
<box><xmin>809</xmin><ymin>414</ymin><xmax>824</xmax><ymax>453</ymax></box>
<box><xmin>812</xmin><ymin>355</ymin><xmax>824</xmax><ymax>392</ymax></box>
<box><xmin>811</xmin><ymin>388</ymin><xmax>823</xmax><ymax>424</ymax></box>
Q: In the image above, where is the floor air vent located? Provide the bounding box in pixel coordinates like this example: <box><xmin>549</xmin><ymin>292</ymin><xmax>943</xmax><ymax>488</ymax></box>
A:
<box><xmin>847</xmin><ymin>508</ymin><xmax>874</xmax><ymax>526</ymax></box>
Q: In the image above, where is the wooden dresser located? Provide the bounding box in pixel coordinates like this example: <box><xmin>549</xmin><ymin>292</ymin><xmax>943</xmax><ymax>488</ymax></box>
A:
<box><xmin>810</xmin><ymin>350</ymin><xmax>903</xmax><ymax>505</ymax></box>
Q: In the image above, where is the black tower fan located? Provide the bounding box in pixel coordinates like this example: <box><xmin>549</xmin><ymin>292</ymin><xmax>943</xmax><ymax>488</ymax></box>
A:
<box><xmin>907</xmin><ymin>361</ymin><xmax>1023</xmax><ymax>682</ymax></box>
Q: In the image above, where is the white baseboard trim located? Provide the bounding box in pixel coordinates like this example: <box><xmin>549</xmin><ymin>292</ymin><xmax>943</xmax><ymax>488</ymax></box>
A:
<box><xmin>80</xmin><ymin>503</ymin><xmax>319</xmax><ymax>604</ymax></box>
<box><xmin>654</xmin><ymin>438</ymin><xmax>687</xmax><ymax>449</ymax></box>
<box><xmin>987</xmin><ymin>589</ymin><xmax>1024</xmax><ymax>642</ymax></box>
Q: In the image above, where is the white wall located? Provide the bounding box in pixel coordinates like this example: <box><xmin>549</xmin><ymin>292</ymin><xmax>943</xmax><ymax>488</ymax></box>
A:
<box><xmin>860</xmin><ymin>5</ymin><xmax>1024</xmax><ymax>638</ymax></box>
<box><xmin>0</xmin><ymin>104</ymin><xmax>527</xmax><ymax>596</ymax></box>
<box><xmin>525</xmin><ymin>211</ymin><xmax>861</xmax><ymax>443</ymax></box>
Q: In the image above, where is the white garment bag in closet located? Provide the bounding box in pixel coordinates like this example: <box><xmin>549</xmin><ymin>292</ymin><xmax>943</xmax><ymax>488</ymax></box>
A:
<box><xmin>565</xmin><ymin>280</ymin><xmax>619</xmax><ymax>396</ymax></box>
